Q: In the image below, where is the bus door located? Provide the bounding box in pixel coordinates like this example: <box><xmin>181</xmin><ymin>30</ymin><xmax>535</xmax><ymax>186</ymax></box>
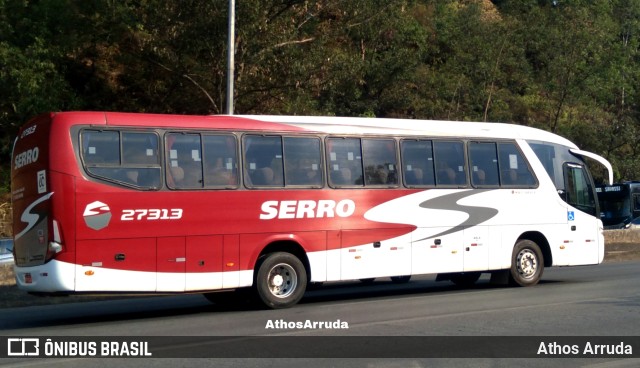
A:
<box><xmin>562</xmin><ymin>163</ymin><xmax>601</xmax><ymax>265</ymax></box>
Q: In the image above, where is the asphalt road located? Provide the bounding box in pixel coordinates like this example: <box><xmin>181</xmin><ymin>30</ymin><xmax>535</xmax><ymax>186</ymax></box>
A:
<box><xmin>1</xmin><ymin>261</ymin><xmax>640</xmax><ymax>367</ymax></box>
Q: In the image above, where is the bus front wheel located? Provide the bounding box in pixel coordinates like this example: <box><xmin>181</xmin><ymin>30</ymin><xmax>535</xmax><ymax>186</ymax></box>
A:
<box><xmin>509</xmin><ymin>239</ymin><xmax>544</xmax><ymax>287</ymax></box>
<box><xmin>255</xmin><ymin>252</ymin><xmax>307</xmax><ymax>309</ymax></box>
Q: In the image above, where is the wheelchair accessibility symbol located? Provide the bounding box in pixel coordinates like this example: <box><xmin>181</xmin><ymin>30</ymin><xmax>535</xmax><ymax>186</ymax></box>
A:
<box><xmin>567</xmin><ymin>211</ymin><xmax>575</xmax><ymax>221</ymax></box>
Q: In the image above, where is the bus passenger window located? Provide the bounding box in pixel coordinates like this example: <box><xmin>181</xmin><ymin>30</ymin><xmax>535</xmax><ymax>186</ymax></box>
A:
<box><xmin>166</xmin><ymin>133</ymin><xmax>203</xmax><ymax>188</ymax></box>
<box><xmin>203</xmin><ymin>135</ymin><xmax>238</xmax><ymax>187</ymax></box>
<box><xmin>327</xmin><ymin>138</ymin><xmax>364</xmax><ymax>187</ymax></box>
<box><xmin>243</xmin><ymin>135</ymin><xmax>284</xmax><ymax>187</ymax></box>
<box><xmin>363</xmin><ymin>139</ymin><xmax>398</xmax><ymax>186</ymax></box>
<box><xmin>401</xmin><ymin>140</ymin><xmax>435</xmax><ymax>187</ymax></box>
<box><xmin>469</xmin><ymin>142</ymin><xmax>499</xmax><ymax>187</ymax></box>
<box><xmin>82</xmin><ymin>130</ymin><xmax>120</xmax><ymax>164</ymax></box>
<box><xmin>434</xmin><ymin>141</ymin><xmax>466</xmax><ymax>186</ymax></box>
<box><xmin>284</xmin><ymin>137</ymin><xmax>322</xmax><ymax>187</ymax></box>
<box><xmin>122</xmin><ymin>132</ymin><xmax>161</xmax><ymax>187</ymax></box>
<box><xmin>81</xmin><ymin>130</ymin><xmax>160</xmax><ymax>189</ymax></box>
<box><xmin>498</xmin><ymin>143</ymin><xmax>536</xmax><ymax>187</ymax></box>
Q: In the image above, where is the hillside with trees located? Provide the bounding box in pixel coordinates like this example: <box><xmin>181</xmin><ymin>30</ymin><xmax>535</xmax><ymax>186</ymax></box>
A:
<box><xmin>2</xmin><ymin>0</ymin><xmax>640</xmax><ymax>195</ymax></box>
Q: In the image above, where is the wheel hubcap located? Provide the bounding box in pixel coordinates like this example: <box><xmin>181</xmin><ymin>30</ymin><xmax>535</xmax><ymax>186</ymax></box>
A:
<box><xmin>517</xmin><ymin>249</ymin><xmax>537</xmax><ymax>279</ymax></box>
<box><xmin>273</xmin><ymin>274</ymin><xmax>284</xmax><ymax>287</ymax></box>
<box><xmin>267</xmin><ymin>263</ymin><xmax>297</xmax><ymax>298</ymax></box>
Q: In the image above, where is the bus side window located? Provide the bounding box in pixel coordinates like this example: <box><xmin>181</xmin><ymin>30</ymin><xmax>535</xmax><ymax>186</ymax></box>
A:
<box><xmin>434</xmin><ymin>141</ymin><xmax>466</xmax><ymax>186</ymax></box>
<box><xmin>203</xmin><ymin>135</ymin><xmax>238</xmax><ymax>187</ymax></box>
<box><xmin>401</xmin><ymin>140</ymin><xmax>435</xmax><ymax>187</ymax></box>
<box><xmin>82</xmin><ymin>130</ymin><xmax>160</xmax><ymax>189</ymax></box>
<box><xmin>528</xmin><ymin>141</ymin><xmax>561</xmax><ymax>190</ymax></box>
<box><xmin>498</xmin><ymin>143</ymin><xmax>536</xmax><ymax>187</ymax></box>
<box><xmin>122</xmin><ymin>132</ymin><xmax>161</xmax><ymax>187</ymax></box>
<box><xmin>284</xmin><ymin>137</ymin><xmax>323</xmax><ymax>187</ymax></box>
<box><xmin>82</xmin><ymin>130</ymin><xmax>120</xmax><ymax>165</ymax></box>
<box><xmin>327</xmin><ymin>138</ymin><xmax>364</xmax><ymax>187</ymax></box>
<box><xmin>362</xmin><ymin>139</ymin><xmax>398</xmax><ymax>186</ymax></box>
<box><xmin>166</xmin><ymin>133</ymin><xmax>203</xmax><ymax>189</ymax></box>
<box><xmin>243</xmin><ymin>135</ymin><xmax>284</xmax><ymax>187</ymax></box>
<box><xmin>469</xmin><ymin>142</ymin><xmax>499</xmax><ymax>187</ymax></box>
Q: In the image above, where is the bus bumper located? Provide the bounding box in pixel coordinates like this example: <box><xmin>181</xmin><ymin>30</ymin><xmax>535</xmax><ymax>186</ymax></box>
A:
<box><xmin>14</xmin><ymin>260</ymin><xmax>75</xmax><ymax>293</ymax></box>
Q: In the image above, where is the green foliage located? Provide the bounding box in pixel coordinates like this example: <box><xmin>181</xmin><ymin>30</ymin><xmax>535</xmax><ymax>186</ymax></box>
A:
<box><xmin>2</xmin><ymin>0</ymin><xmax>640</xmax><ymax>188</ymax></box>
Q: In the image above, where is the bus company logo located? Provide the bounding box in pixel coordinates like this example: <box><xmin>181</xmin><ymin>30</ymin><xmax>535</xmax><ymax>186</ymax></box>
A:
<box><xmin>83</xmin><ymin>201</ymin><xmax>112</xmax><ymax>230</ymax></box>
<box><xmin>260</xmin><ymin>199</ymin><xmax>356</xmax><ymax>220</ymax></box>
<box><xmin>13</xmin><ymin>147</ymin><xmax>39</xmax><ymax>169</ymax></box>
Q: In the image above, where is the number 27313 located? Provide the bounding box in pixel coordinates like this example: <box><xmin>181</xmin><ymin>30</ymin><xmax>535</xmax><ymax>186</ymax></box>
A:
<box><xmin>121</xmin><ymin>209</ymin><xmax>183</xmax><ymax>221</ymax></box>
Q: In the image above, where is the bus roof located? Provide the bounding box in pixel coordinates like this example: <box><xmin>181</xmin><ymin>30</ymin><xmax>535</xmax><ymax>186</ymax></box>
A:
<box><xmin>45</xmin><ymin>111</ymin><xmax>576</xmax><ymax>148</ymax></box>
<box><xmin>237</xmin><ymin>115</ymin><xmax>578</xmax><ymax>147</ymax></box>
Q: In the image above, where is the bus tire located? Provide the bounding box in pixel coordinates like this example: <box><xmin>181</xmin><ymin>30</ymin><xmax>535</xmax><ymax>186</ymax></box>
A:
<box><xmin>390</xmin><ymin>275</ymin><xmax>411</xmax><ymax>284</ymax></box>
<box><xmin>255</xmin><ymin>252</ymin><xmax>307</xmax><ymax>309</ymax></box>
<box><xmin>509</xmin><ymin>239</ymin><xmax>544</xmax><ymax>287</ymax></box>
<box><xmin>450</xmin><ymin>272</ymin><xmax>481</xmax><ymax>287</ymax></box>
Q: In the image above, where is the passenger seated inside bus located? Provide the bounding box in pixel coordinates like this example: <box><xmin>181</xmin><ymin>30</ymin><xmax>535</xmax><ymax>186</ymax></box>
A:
<box><xmin>437</xmin><ymin>167</ymin><xmax>458</xmax><ymax>185</ymax></box>
<box><xmin>502</xmin><ymin>169</ymin><xmax>519</xmax><ymax>185</ymax></box>
<box><xmin>472</xmin><ymin>169</ymin><xmax>486</xmax><ymax>185</ymax></box>
<box><xmin>405</xmin><ymin>167</ymin><xmax>424</xmax><ymax>185</ymax></box>
<box><xmin>205</xmin><ymin>157</ymin><xmax>236</xmax><ymax>186</ymax></box>
<box><xmin>330</xmin><ymin>165</ymin><xmax>353</xmax><ymax>186</ymax></box>
<box><xmin>287</xmin><ymin>158</ymin><xmax>321</xmax><ymax>186</ymax></box>
<box><xmin>121</xmin><ymin>168</ymin><xmax>140</xmax><ymax>185</ymax></box>
<box><xmin>251</xmin><ymin>167</ymin><xmax>275</xmax><ymax>185</ymax></box>
<box><xmin>181</xmin><ymin>161</ymin><xmax>203</xmax><ymax>187</ymax></box>
<box><xmin>117</xmin><ymin>148</ymin><xmax>160</xmax><ymax>187</ymax></box>
<box><xmin>269</xmin><ymin>158</ymin><xmax>284</xmax><ymax>186</ymax></box>
<box><xmin>169</xmin><ymin>165</ymin><xmax>185</xmax><ymax>186</ymax></box>
<box><xmin>366</xmin><ymin>164</ymin><xmax>396</xmax><ymax>185</ymax></box>
<box><xmin>369</xmin><ymin>165</ymin><xmax>384</xmax><ymax>185</ymax></box>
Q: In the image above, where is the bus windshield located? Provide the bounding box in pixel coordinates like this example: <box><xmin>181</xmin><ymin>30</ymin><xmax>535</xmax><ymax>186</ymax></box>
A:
<box><xmin>596</xmin><ymin>183</ymin><xmax>640</xmax><ymax>228</ymax></box>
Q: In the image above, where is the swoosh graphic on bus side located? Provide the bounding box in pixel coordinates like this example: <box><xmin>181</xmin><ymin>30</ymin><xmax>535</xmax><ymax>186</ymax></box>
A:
<box><xmin>413</xmin><ymin>189</ymin><xmax>498</xmax><ymax>242</ymax></box>
<box><xmin>15</xmin><ymin>192</ymin><xmax>54</xmax><ymax>241</ymax></box>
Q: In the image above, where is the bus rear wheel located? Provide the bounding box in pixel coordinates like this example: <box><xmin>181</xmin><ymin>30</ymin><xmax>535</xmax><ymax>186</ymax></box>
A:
<box><xmin>509</xmin><ymin>239</ymin><xmax>544</xmax><ymax>287</ymax></box>
<box><xmin>255</xmin><ymin>252</ymin><xmax>307</xmax><ymax>309</ymax></box>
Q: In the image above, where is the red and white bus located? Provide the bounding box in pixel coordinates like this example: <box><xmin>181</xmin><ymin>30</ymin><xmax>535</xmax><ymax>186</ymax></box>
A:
<box><xmin>11</xmin><ymin>112</ymin><xmax>612</xmax><ymax>308</ymax></box>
